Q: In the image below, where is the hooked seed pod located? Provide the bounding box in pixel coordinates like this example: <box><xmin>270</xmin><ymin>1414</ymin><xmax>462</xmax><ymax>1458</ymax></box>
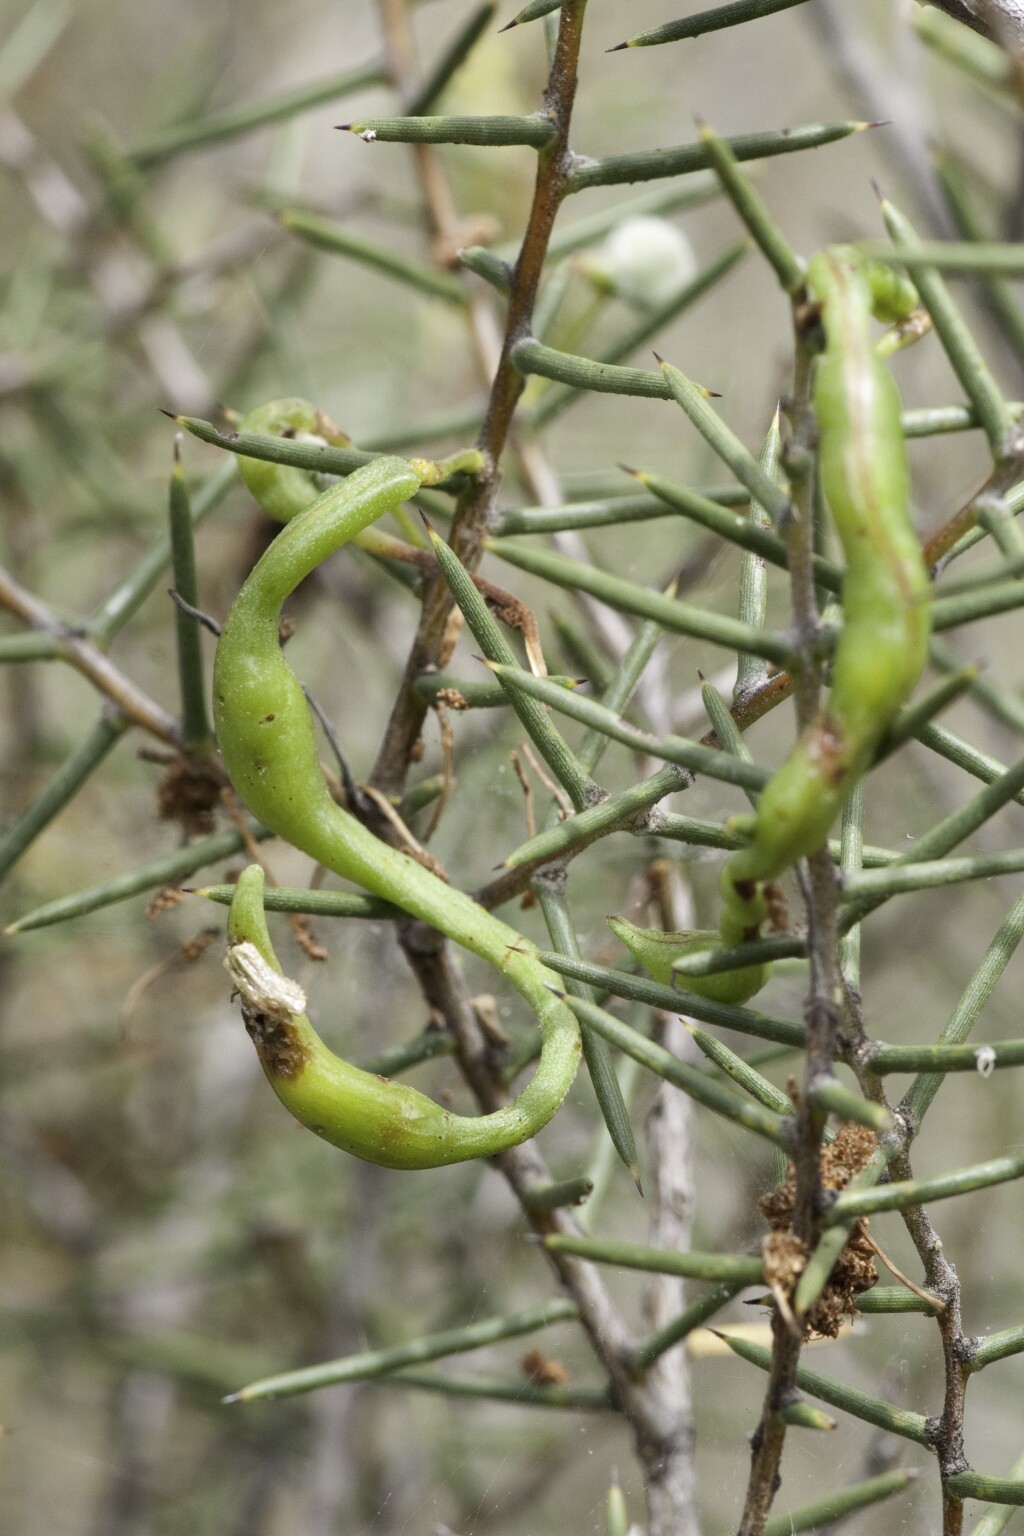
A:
<box><xmin>614</xmin><ymin>247</ymin><xmax>930</xmax><ymax>999</ymax></box>
<box><xmin>235</xmin><ymin>397</ymin><xmax>332</xmax><ymax>522</ymax></box>
<box><xmin>721</xmin><ymin>245</ymin><xmax>930</xmax><ymax>942</ymax></box>
<box><xmin>214</xmin><ymin>455</ymin><xmax>580</xmax><ymax>1168</ymax></box>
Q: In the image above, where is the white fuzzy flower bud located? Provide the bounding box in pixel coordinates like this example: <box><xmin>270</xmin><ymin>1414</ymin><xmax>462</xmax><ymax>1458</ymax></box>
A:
<box><xmin>584</xmin><ymin>216</ymin><xmax>697</xmax><ymax>309</ymax></box>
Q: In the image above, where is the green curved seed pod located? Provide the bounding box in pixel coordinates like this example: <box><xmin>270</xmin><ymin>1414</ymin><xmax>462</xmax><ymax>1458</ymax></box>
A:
<box><xmin>607</xmin><ymin>916</ymin><xmax>769</xmax><ymax>1005</ymax></box>
<box><xmin>236</xmin><ymin>397</ymin><xmax>327</xmax><ymax>522</ymax></box>
<box><xmin>227</xmin><ymin>866</ymin><xmax>534</xmax><ymax>1168</ymax></box>
<box><xmin>214</xmin><ymin>456</ymin><xmax>581</xmax><ymax>1168</ymax></box>
<box><xmin>716</xmin><ymin>246</ymin><xmax>930</xmax><ymax>963</ymax></box>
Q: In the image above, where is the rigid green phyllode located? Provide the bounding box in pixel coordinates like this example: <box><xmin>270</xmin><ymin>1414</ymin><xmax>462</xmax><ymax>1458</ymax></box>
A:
<box><xmin>615</xmin><ymin>246</ymin><xmax>930</xmax><ymax>1002</ymax></box>
<box><xmin>215</xmin><ymin>453</ymin><xmax>581</xmax><ymax>1168</ymax></box>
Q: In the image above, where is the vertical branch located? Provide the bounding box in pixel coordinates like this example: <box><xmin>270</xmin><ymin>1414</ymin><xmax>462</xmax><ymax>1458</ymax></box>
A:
<box><xmin>376</xmin><ymin>0</ymin><xmax>461</xmax><ymax>240</ymax></box>
<box><xmin>737</xmin><ymin>300</ymin><xmax>845</xmax><ymax>1536</ymax></box>
<box><xmin>886</xmin><ymin>1155</ymin><xmax>969</xmax><ymax>1536</ymax></box>
<box><xmin>374</xmin><ymin>0</ymin><xmax>504</xmax><ymax>384</ymax></box>
<box><xmin>643</xmin><ymin>863</ymin><xmax>700</xmax><ymax>1536</ymax></box>
<box><xmin>393</xmin><ymin>914</ymin><xmax>699</xmax><ymax>1536</ymax></box>
<box><xmin>372</xmin><ymin>0</ymin><xmax>589</xmax><ymax>795</ymax></box>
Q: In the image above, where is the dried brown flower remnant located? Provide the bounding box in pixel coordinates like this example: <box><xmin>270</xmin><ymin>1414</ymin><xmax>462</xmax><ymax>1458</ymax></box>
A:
<box><xmin>760</xmin><ymin>1123</ymin><xmax>878</xmax><ymax>1339</ymax></box>
<box><xmin>819</xmin><ymin>1123</ymin><xmax>878</xmax><ymax>1191</ymax></box>
<box><xmin>521</xmin><ymin>1348</ymin><xmax>569</xmax><ymax>1387</ymax></box>
<box><xmin>156</xmin><ymin>754</ymin><xmax>225</xmax><ymax>835</ymax></box>
<box><xmin>763</xmin><ymin>1231</ymin><xmax>806</xmax><ymax>1294</ymax></box>
<box><xmin>181</xmin><ymin>930</ymin><xmax>217</xmax><ymax>964</ymax></box>
<box><xmin>291</xmin><ymin>915</ymin><xmax>328</xmax><ymax>964</ymax></box>
<box><xmin>146</xmin><ymin>884</ymin><xmax>187</xmax><ymax>918</ymax></box>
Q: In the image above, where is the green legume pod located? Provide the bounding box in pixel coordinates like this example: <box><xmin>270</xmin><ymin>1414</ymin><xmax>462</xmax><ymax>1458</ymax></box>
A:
<box><xmin>719</xmin><ymin>246</ymin><xmax>930</xmax><ymax>944</ymax></box>
<box><xmin>226</xmin><ymin>867</ymin><xmax>512</xmax><ymax>1168</ymax></box>
<box><xmin>236</xmin><ymin>397</ymin><xmax>325</xmax><ymax>522</ymax></box>
<box><xmin>214</xmin><ymin>456</ymin><xmax>581</xmax><ymax>1168</ymax></box>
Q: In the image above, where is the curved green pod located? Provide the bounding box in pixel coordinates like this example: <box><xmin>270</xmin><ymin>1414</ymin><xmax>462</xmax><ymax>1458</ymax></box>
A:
<box><xmin>235</xmin><ymin>397</ymin><xmax>330</xmax><ymax>521</ymax></box>
<box><xmin>227</xmin><ymin>866</ymin><xmax>547</xmax><ymax>1168</ymax></box>
<box><xmin>613</xmin><ymin>247</ymin><xmax>929</xmax><ymax>996</ymax></box>
<box><xmin>719</xmin><ymin>245</ymin><xmax>930</xmax><ymax>941</ymax></box>
<box><xmin>214</xmin><ymin>455</ymin><xmax>581</xmax><ymax>1168</ymax></box>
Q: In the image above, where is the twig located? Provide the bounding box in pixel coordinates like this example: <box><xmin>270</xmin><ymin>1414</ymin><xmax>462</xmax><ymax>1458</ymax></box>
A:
<box><xmin>510</xmin><ymin>748</ymin><xmax>538</xmax><ymax>841</ymax></box>
<box><xmin>641</xmin><ymin>866</ymin><xmax>701</xmax><ymax>1536</ymax></box>
<box><xmin>736</xmin><ymin>274</ymin><xmax>846</xmax><ymax>1536</ymax></box>
<box><xmin>0</xmin><ymin>563</ymin><xmax>182</xmax><ymax>746</ymax></box>
<box><xmin>802</xmin><ymin>0</ymin><xmax>954</xmax><ymax>235</ymax></box>
<box><xmin>370</xmin><ymin>0</ymin><xmax>590</xmax><ymax>795</ymax></box>
<box><xmin>393</xmin><ymin>915</ymin><xmax>698</xmax><ymax>1530</ymax></box>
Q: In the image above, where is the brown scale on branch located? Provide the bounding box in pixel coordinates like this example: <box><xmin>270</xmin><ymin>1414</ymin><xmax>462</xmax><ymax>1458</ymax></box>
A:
<box><xmin>759</xmin><ymin>1123</ymin><xmax>879</xmax><ymax>1339</ymax></box>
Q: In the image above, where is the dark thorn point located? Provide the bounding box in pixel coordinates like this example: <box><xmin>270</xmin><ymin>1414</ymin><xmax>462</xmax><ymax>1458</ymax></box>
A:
<box><xmin>606</xmin><ymin>40</ymin><xmax>629</xmax><ymax>52</ymax></box>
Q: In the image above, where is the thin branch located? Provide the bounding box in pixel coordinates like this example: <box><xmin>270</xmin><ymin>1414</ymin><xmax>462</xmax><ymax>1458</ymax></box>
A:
<box><xmin>370</xmin><ymin>0</ymin><xmax>590</xmax><ymax>796</ymax></box>
<box><xmin>0</xmin><ymin>563</ymin><xmax>182</xmax><ymax>746</ymax></box>
<box><xmin>736</xmin><ymin>274</ymin><xmax>846</xmax><ymax>1536</ymax></box>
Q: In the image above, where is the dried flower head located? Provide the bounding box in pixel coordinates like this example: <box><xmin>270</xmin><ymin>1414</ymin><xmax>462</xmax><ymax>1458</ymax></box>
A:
<box><xmin>760</xmin><ymin>1123</ymin><xmax>879</xmax><ymax>1339</ymax></box>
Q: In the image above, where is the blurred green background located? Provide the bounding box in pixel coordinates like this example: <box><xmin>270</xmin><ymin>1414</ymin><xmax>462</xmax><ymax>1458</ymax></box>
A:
<box><xmin>2</xmin><ymin>1</ymin><xmax>1024</xmax><ymax>1532</ymax></box>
